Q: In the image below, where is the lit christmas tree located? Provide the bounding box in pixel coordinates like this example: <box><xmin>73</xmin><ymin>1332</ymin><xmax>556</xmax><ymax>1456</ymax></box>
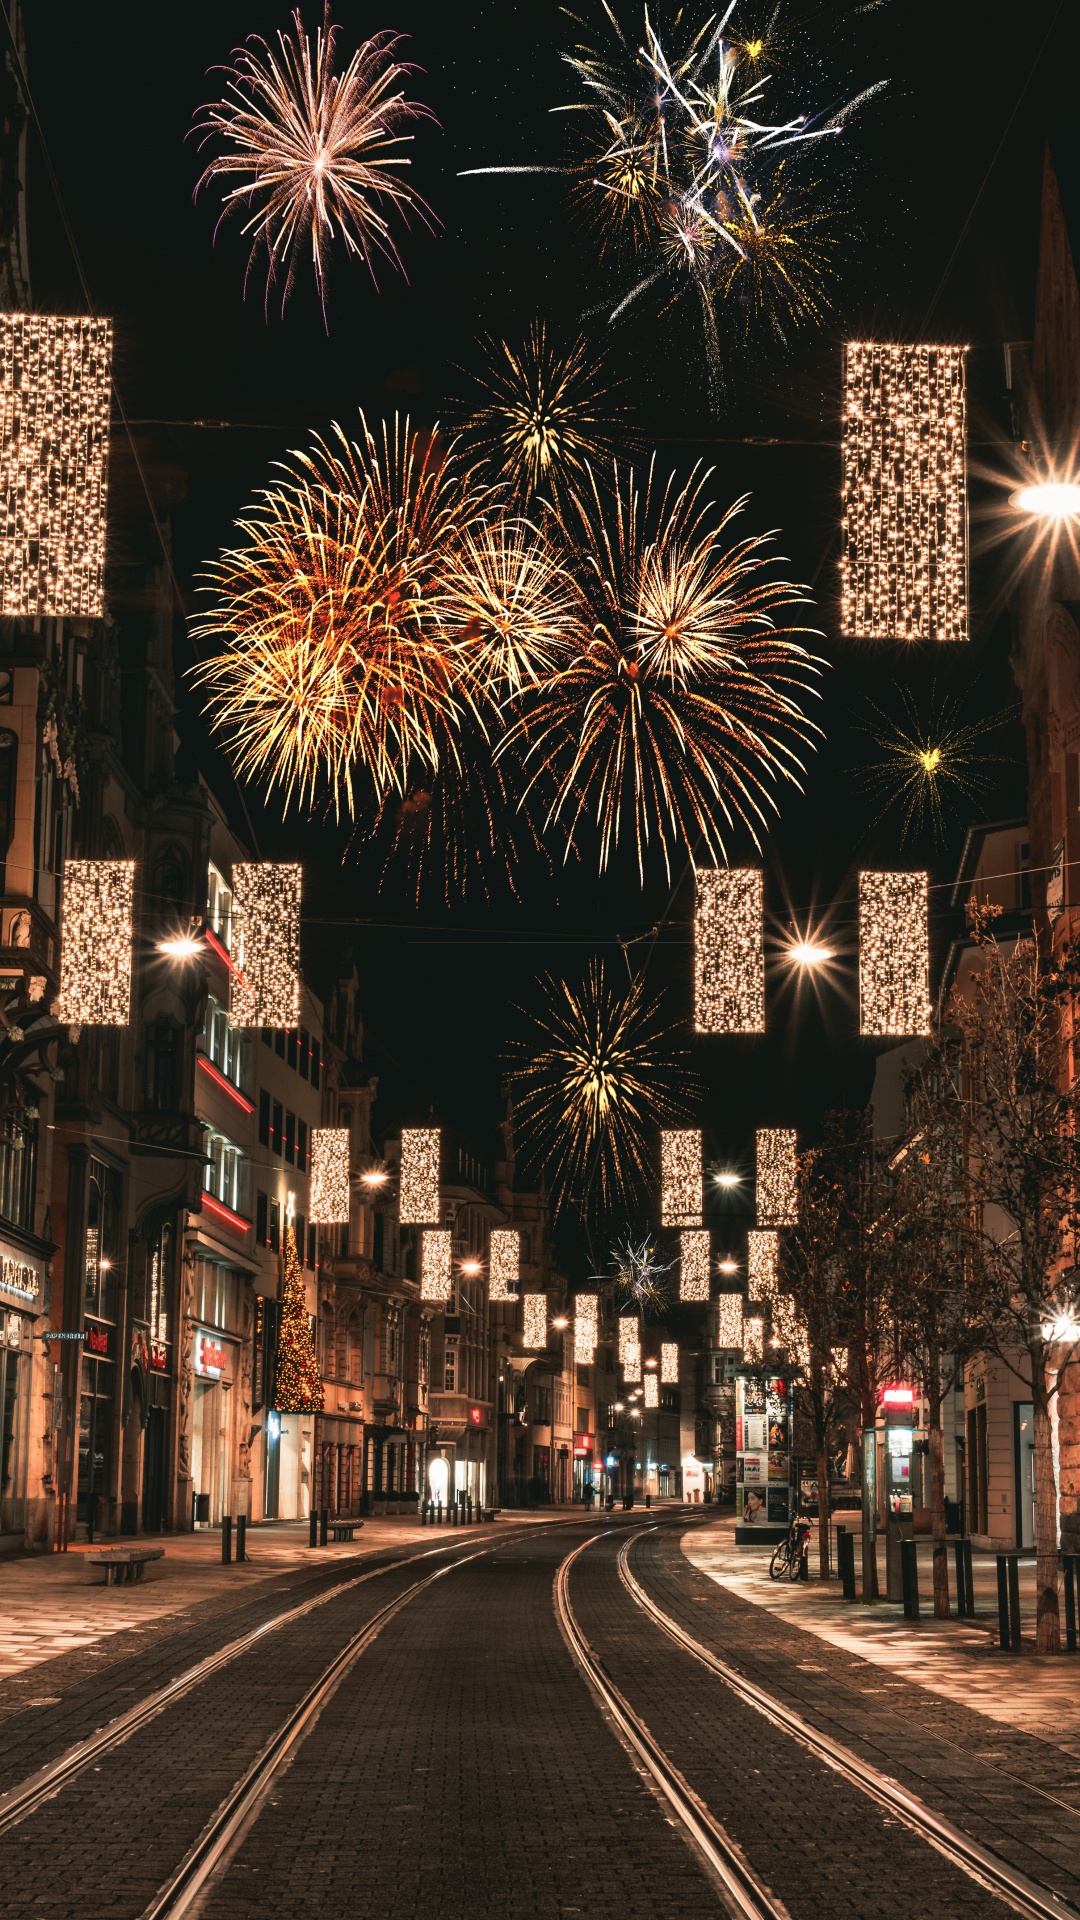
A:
<box><xmin>273</xmin><ymin>1221</ymin><xmax>323</xmax><ymax>1413</ymax></box>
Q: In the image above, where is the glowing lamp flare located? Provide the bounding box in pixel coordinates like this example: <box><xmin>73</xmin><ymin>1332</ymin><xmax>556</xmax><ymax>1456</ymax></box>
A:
<box><xmin>1011</xmin><ymin>482</ymin><xmax>1080</xmax><ymax>519</ymax></box>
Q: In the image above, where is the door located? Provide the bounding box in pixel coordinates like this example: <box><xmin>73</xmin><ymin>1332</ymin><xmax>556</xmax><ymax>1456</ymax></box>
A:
<box><xmin>142</xmin><ymin>1406</ymin><xmax>166</xmax><ymax>1532</ymax></box>
<box><xmin>264</xmin><ymin>1410</ymin><xmax>280</xmax><ymax>1519</ymax></box>
<box><xmin>1015</xmin><ymin>1402</ymin><xmax>1035</xmax><ymax>1551</ymax></box>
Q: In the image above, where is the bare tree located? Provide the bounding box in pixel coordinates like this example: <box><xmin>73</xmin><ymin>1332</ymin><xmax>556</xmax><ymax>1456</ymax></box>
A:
<box><xmin>943</xmin><ymin>912</ymin><xmax>1080</xmax><ymax>1652</ymax></box>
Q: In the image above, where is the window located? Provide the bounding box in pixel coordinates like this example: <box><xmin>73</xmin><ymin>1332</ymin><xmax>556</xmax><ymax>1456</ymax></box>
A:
<box><xmin>296</xmin><ymin>1119</ymin><xmax>308</xmax><ymax>1174</ymax></box>
<box><xmin>284</xmin><ymin>1109</ymin><xmax>296</xmax><ymax>1166</ymax></box>
<box><xmin>206</xmin><ymin>864</ymin><xmax>234</xmax><ymax>946</ymax></box>
<box><xmin>299</xmin><ymin>1029</ymin><xmax>310</xmax><ymax>1080</ymax></box>
<box><xmin>311</xmin><ymin>1042</ymin><xmax>321</xmax><ymax>1091</ymax></box>
<box><xmin>576</xmin><ymin>1364</ymin><xmax>590</xmax><ymax>1388</ymax></box>
<box><xmin>0</xmin><ymin>730</ymin><xmax>16</xmax><ymax>875</ymax></box>
<box><xmin>84</xmin><ymin>1161</ymin><xmax>121</xmax><ymax>1321</ymax></box>
<box><xmin>534</xmin><ymin>1385</ymin><xmax>552</xmax><ymax>1426</ymax></box>
<box><xmin>287</xmin><ymin>1029</ymin><xmax>297</xmax><ymax>1070</ymax></box>
<box><xmin>275</xmin><ymin>1030</ymin><xmax>285</xmax><ymax>1059</ymax></box>
<box><xmin>145</xmin><ymin>1018</ymin><xmax>182</xmax><ymax>1112</ymax></box>
<box><xmin>0</xmin><ymin>1109</ymin><xmax>36</xmax><ymax>1233</ymax></box>
<box><xmin>203</xmin><ymin>994</ymin><xmax>245</xmax><ymax>1091</ymax></box>
<box><xmin>270</xmin><ymin>1199</ymin><xmax>280</xmax><ymax>1252</ymax></box>
<box><xmin>272</xmin><ymin>1101</ymin><xmax>283</xmax><ymax>1156</ymax></box>
<box><xmin>347</xmin><ymin>1315</ymin><xmax>362</xmax><ymax>1385</ymax></box>
<box><xmin>444</xmin><ymin>1346</ymin><xmax>457</xmax><ymax>1392</ymax></box>
<box><xmin>256</xmin><ymin>1191</ymin><xmax>268</xmax><ymax>1245</ymax></box>
<box><xmin>203</xmin><ymin>1128</ymin><xmax>249</xmax><ymax>1220</ymax></box>
<box><xmin>258</xmin><ymin>1091</ymin><xmax>270</xmax><ymax>1147</ymax></box>
<box><xmin>147</xmin><ymin>1221</ymin><xmax>173</xmax><ymax>1344</ymax></box>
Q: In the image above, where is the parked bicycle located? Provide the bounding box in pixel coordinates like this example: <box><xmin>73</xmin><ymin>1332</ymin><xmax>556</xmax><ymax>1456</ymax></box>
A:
<box><xmin>769</xmin><ymin>1511</ymin><xmax>811</xmax><ymax>1581</ymax></box>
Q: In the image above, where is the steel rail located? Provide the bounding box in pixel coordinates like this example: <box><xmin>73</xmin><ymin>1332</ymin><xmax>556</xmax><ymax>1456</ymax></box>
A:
<box><xmin>0</xmin><ymin>1517</ymin><xmax>586</xmax><ymax>1837</ymax></box>
<box><xmin>617</xmin><ymin>1536</ymin><xmax>1080</xmax><ymax>1920</ymax></box>
<box><xmin>554</xmin><ymin>1533</ymin><xmax>789</xmax><ymax>1920</ymax></box>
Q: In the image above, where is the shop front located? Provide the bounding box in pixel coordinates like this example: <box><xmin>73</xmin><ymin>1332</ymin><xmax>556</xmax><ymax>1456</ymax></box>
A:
<box><xmin>315</xmin><ymin>1413</ymin><xmax>364</xmax><ymax>1517</ymax></box>
<box><xmin>0</xmin><ymin>1246</ymin><xmax>44</xmax><ymax>1549</ymax></box>
<box><xmin>189</xmin><ymin>1326</ymin><xmax>238</xmax><ymax>1527</ymax></box>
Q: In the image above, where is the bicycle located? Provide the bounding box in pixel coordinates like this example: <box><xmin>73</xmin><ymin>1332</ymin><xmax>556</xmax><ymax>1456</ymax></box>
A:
<box><xmin>768</xmin><ymin>1512</ymin><xmax>811</xmax><ymax>1581</ymax></box>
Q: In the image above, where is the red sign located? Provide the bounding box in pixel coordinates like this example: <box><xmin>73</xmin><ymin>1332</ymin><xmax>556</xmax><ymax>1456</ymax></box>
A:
<box><xmin>468</xmin><ymin>1405</ymin><xmax>483</xmax><ymax>1427</ymax></box>
<box><xmin>85</xmin><ymin>1324</ymin><xmax>110</xmax><ymax>1356</ymax></box>
<box><xmin>150</xmin><ymin>1340</ymin><xmax>167</xmax><ymax>1372</ymax></box>
<box><xmin>573</xmin><ymin>1433</ymin><xmax>592</xmax><ymax>1456</ymax></box>
<box><xmin>882</xmin><ymin>1385</ymin><xmax>914</xmax><ymax>1407</ymax></box>
<box><xmin>195</xmin><ymin>1332</ymin><xmax>227</xmax><ymax>1377</ymax></box>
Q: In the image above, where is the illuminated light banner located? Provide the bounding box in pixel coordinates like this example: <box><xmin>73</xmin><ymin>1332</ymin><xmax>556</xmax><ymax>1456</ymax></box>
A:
<box><xmin>488</xmin><ymin>1228</ymin><xmax>519</xmax><ymax>1302</ymax></box>
<box><xmin>715</xmin><ymin>1293</ymin><xmax>744</xmax><ymax>1350</ymax></box>
<box><xmin>679</xmin><ymin>1228</ymin><xmax>711</xmax><ymax>1303</ymax></box>
<box><xmin>574</xmin><ymin>1292</ymin><xmax>598</xmax><ymax>1365</ymax></box>
<box><xmin>859</xmin><ymin>871</ymin><xmax>932</xmax><ymax>1037</ymax></box>
<box><xmin>840</xmin><ymin>342</ymin><xmax>968</xmax><ymax>644</ymax></box>
<box><xmin>756</xmin><ymin>1129</ymin><xmax>797</xmax><ymax>1227</ymax></box>
<box><xmin>420</xmin><ymin>1229</ymin><xmax>452</xmax><ymax>1301</ymax></box>
<box><xmin>643</xmin><ymin>1372</ymin><xmax>659</xmax><ymax>1408</ymax></box>
<box><xmin>310</xmin><ymin>1128</ymin><xmax>350</xmax><ymax>1224</ymax></box>
<box><xmin>772</xmin><ymin>1293</ymin><xmax>809</xmax><ymax>1367</ymax></box>
<box><xmin>660</xmin><ymin>1341</ymin><xmax>679</xmax><ymax>1384</ymax></box>
<box><xmin>523</xmin><ymin>1293</ymin><xmax>547</xmax><ymax>1349</ymax></box>
<box><xmin>399</xmin><ymin>1127</ymin><xmax>441</xmax><ymax>1224</ymax></box>
<box><xmin>694</xmin><ymin>867</ymin><xmax>765</xmax><ymax>1034</ymax></box>
<box><xmin>747</xmin><ymin>1229</ymin><xmax>779</xmax><ymax>1305</ymax></box>
<box><xmin>743</xmin><ymin>1315</ymin><xmax>764</xmax><ymax>1365</ymax></box>
<box><xmin>57</xmin><ymin>860</ymin><xmax>135</xmax><ymax>1025</ymax></box>
<box><xmin>0</xmin><ymin>315</ymin><xmax>113</xmax><ymax>618</ymax></box>
<box><xmin>618</xmin><ymin>1316</ymin><xmax>642</xmax><ymax>1381</ymax></box>
<box><xmin>229</xmin><ymin>863</ymin><xmax>301</xmax><ymax>1029</ymax></box>
<box><xmin>661</xmin><ymin>1129</ymin><xmax>703</xmax><ymax>1227</ymax></box>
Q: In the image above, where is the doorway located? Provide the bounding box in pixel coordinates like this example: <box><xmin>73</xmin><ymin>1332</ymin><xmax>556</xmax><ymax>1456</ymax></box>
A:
<box><xmin>142</xmin><ymin>1405</ymin><xmax>166</xmax><ymax>1531</ymax></box>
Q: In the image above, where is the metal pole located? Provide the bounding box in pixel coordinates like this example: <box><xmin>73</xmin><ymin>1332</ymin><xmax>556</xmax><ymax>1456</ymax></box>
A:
<box><xmin>319</xmin><ymin>1505</ymin><xmax>328</xmax><ymax>1546</ymax></box>
<box><xmin>236</xmin><ymin>1514</ymin><xmax>246</xmax><ymax>1562</ymax></box>
<box><xmin>900</xmin><ymin>1537</ymin><xmax>919</xmax><ymax>1620</ymax></box>
<box><xmin>221</xmin><ymin>1515</ymin><xmax>232</xmax><ymax>1564</ymax></box>
<box><xmin>953</xmin><ymin>1538</ymin><xmax>968</xmax><ymax>1616</ymax></box>
<box><xmin>1007</xmin><ymin>1553</ymin><xmax>1022</xmax><ymax>1652</ymax></box>
<box><xmin>996</xmin><ymin>1555</ymin><xmax>1011</xmax><ymax>1650</ymax></box>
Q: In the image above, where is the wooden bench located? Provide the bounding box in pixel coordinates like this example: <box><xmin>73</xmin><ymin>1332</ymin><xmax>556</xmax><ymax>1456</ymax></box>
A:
<box><xmin>329</xmin><ymin>1522</ymin><xmax>361</xmax><ymax>1542</ymax></box>
<box><xmin>87</xmin><ymin>1547</ymin><xmax>165</xmax><ymax>1586</ymax></box>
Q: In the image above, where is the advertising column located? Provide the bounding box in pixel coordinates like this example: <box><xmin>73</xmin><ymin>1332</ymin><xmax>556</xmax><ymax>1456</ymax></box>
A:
<box><xmin>735</xmin><ymin>1371</ymin><xmax>793</xmax><ymax>1543</ymax></box>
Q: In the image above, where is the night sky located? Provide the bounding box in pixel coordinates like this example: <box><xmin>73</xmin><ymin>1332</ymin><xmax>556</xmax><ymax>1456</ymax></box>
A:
<box><xmin>22</xmin><ymin>0</ymin><xmax>1075</xmax><ymax>1264</ymax></box>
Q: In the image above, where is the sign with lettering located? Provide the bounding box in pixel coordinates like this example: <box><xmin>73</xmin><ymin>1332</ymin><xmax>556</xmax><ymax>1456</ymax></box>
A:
<box><xmin>150</xmin><ymin>1340</ymin><xmax>167</xmax><ymax>1372</ymax></box>
<box><xmin>195</xmin><ymin>1330</ymin><xmax>228</xmax><ymax>1378</ymax></box>
<box><xmin>85</xmin><ymin>1323</ymin><xmax>110</xmax><ymax>1357</ymax></box>
<box><xmin>0</xmin><ymin>1251</ymin><xmax>42</xmax><ymax>1307</ymax></box>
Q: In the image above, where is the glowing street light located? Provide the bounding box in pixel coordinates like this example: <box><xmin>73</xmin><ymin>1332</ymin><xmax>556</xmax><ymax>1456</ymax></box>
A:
<box><xmin>714</xmin><ymin>1171</ymin><xmax>741</xmax><ymax>1189</ymax></box>
<box><xmin>789</xmin><ymin>939</ymin><xmax>835</xmax><ymax>968</ymax></box>
<box><xmin>717</xmin><ymin>1258</ymin><xmax>739</xmax><ymax>1275</ymax></box>
<box><xmin>459</xmin><ymin>1257</ymin><xmax>483</xmax><ymax>1278</ymax></box>
<box><xmin>157</xmin><ymin>932</ymin><xmax>203</xmax><ymax>961</ymax></box>
<box><xmin>1011</xmin><ymin>480</ymin><xmax>1080</xmax><ymax>520</ymax></box>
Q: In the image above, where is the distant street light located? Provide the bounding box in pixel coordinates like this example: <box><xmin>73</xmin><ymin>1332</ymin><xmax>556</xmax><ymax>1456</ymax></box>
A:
<box><xmin>1011</xmin><ymin>480</ymin><xmax>1080</xmax><ymax>519</ymax></box>
<box><xmin>717</xmin><ymin>1258</ymin><xmax>739</xmax><ymax>1275</ymax></box>
<box><xmin>157</xmin><ymin>933</ymin><xmax>203</xmax><ymax>961</ymax></box>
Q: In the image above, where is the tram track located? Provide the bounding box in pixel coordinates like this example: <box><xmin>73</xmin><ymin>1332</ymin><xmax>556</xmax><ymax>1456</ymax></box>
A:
<box><xmin>615</xmin><ymin>1531</ymin><xmax>1080</xmax><ymax>1920</ymax></box>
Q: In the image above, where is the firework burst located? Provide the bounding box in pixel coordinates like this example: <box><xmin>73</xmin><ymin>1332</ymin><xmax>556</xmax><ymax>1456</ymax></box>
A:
<box><xmin>605</xmin><ymin>1234</ymin><xmax>676</xmax><ymax>1311</ymax></box>
<box><xmin>511</xmin><ymin>960</ymin><xmax>696</xmax><ymax>1222</ymax></box>
<box><xmin>191</xmin><ymin>416</ymin><xmax>486</xmax><ymax>817</ymax></box>
<box><xmin>194</xmin><ymin>10</ymin><xmax>436</xmax><ymax>313</ymax></box>
<box><xmin>455</xmin><ymin>324</ymin><xmax>628</xmax><ymax>503</ymax></box>
<box><xmin>503</xmin><ymin>460</ymin><xmax>823</xmax><ymax>880</ymax></box>
<box><xmin>857</xmin><ymin>687</ymin><xmax>1014</xmax><ymax>847</ymax></box>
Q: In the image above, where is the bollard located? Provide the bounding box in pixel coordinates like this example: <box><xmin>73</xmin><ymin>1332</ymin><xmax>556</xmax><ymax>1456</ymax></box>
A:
<box><xmin>236</xmin><ymin>1514</ymin><xmax>246</xmax><ymax>1563</ymax></box>
<box><xmin>799</xmin><ymin>1542</ymin><xmax>809</xmax><ymax>1582</ymax></box>
<box><xmin>1008</xmin><ymin>1553</ymin><xmax>1022</xmax><ymax>1651</ymax></box>
<box><xmin>221</xmin><ymin>1515</ymin><xmax>232</xmax><ymax>1565</ymax></box>
<box><xmin>319</xmin><ymin>1507</ymin><xmax>329</xmax><ymax>1548</ymax></box>
<box><xmin>900</xmin><ymin>1537</ymin><xmax>920</xmax><ymax>1620</ymax></box>
<box><xmin>954</xmin><ymin>1538</ymin><xmax>969</xmax><ymax>1616</ymax></box>
<box><xmin>996</xmin><ymin>1554</ymin><xmax>1022</xmax><ymax>1650</ymax></box>
<box><xmin>1063</xmin><ymin>1554</ymin><xmax>1078</xmax><ymax>1653</ymax></box>
<box><xmin>309</xmin><ymin>1508</ymin><xmax>319</xmax><ymax>1548</ymax></box>
<box><xmin>837</xmin><ymin>1526</ymin><xmax>856</xmax><ymax>1602</ymax></box>
<box><xmin>451</xmin><ymin>1502</ymin><xmax>459</xmax><ymax>1526</ymax></box>
<box><xmin>961</xmin><ymin>1538</ymin><xmax>975</xmax><ymax>1618</ymax></box>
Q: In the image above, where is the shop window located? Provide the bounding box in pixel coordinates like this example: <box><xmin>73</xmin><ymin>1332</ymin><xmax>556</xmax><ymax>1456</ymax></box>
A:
<box><xmin>203</xmin><ymin>1128</ymin><xmax>249</xmax><ymax>1220</ymax></box>
<box><xmin>0</xmin><ymin>1108</ymin><xmax>36</xmax><ymax>1232</ymax></box>
<box><xmin>206</xmin><ymin>863</ymin><xmax>234</xmax><ymax>946</ymax></box>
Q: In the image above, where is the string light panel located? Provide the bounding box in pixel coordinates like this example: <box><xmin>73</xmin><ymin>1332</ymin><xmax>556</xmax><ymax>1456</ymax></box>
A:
<box><xmin>661</xmin><ymin>1129</ymin><xmax>703</xmax><ymax>1227</ymax></box>
<box><xmin>574</xmin><ymin>1292</ymin><xmax>598</xmax><ymax>1366</ymax></box>
<box><xmin>744</xmin><ymin>1315</ymin><xmax>764</xmax><ymax>1365</ymax></box>
<box><xmin>399</xmin><ymin>1127</ymin><xmax>441</xmax><ymax>1224</ymax></box>
<box><xmin>716</xmin><ymin>1294</ymin><xmax>744</xmax><ymax>1349</ymax></box>
<box><xmin>747</xmin><ymin>1230</ymin><xmax>779</xmax><ymax>1304</ymax></box>
<box><xmin>694</xmin><ymin>867</ymin><xmax>765</xmax><ymax>1033</ymax></box>
<box><xmin>859</xmin><ymin>870</ymin><xmax>932</xmax><ymax>1037</ymax></box>
<box><xmin>619</xmin><ymin>1316</ymin><xmax>642</xmax><ymax>1381</ymax></box>
<box><xmin>772</xmin><ymin>1295</ymin><xmax>810</xmax><ymax>1368</ymax></box>
<box><xmin>661</xmin><ymin>1341</ymin><xmax>679</xmax><ymax>1385</ymax></box>
<box><xmin>756</xmin><ymin>1129</ymin><xmax>798</xmax><ymax>1227</ymax></box>
<box><xmin>840</xmin><ymin>342</ymin><xmax>968</xmax><ymax>644</ymax></box>
<box><xmin>643</xmin><ymin>1373</ymin><xmax>659</xmax><ymax>1408</ymax></box>
<box><xmin>420</xmin><ymin>1229</ymin><xmax>452</xmax><ymax>1301</ymax></box>
<box><xmin>229</xmin><ymin>863</ymin><xmax>301</xmax><ymax>1028</ymax></box>
<box><xmin>0</xmin><ymin>315</ymin><xmax>113</xmax><ymax>618</ymax></box>
<box><xmin>679</xmin><ymin>1228</ymin><xmax>711</xmax><ymax>1302</ymax></box>
<box><xmin>57</xmin><ymin>860</ymin><xmax>134</xmax><ymax>1025</ymax></box>
<box><xmin>488</xmin><ymin>1228</ymin><xmax>519</xmax><ymax>1302</ymax></box>
<box><xmin>310</xmin><ymin>1128</ymin><xmax>350</xmax><ymax>1224</ymax></box>
<box><xmin>523</xmin><ymin>1293</ymin><xmax>547</xmax><ymax>1349</ymax></box>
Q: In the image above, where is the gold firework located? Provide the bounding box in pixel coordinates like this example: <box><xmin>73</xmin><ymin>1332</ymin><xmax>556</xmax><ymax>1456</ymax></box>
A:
<box><xmin>512</xmin><ymin>960</ymin><xmax>696</xmax><ymax>1221</ymax></box>
<box><xmin>440</xmin><ymin>513</ymin><xmax>577</xmax><ymax>701</ymax></box>
<box><xmin>192</xmin><ymin>416</ymin><xmax>485</xmax><ymax>817</ymax></box>
<box><xmin>456</xmin><ymin>324</ymin><xmax>627</xmax><ymax>502</ymax></box>
<box><xmin>504</xmin><ymin>461</ymin><xmax>823</xmax><ymax>880</ymax></box>
<box><xmin>858</xmin><ymin>689</ymin><xmax>1013</xmax><ymax>847</ymax></box>
<box><xmin>194</xmin><ymin>10</ymin><xmax>436</xmax><ymax>312</ymax></box>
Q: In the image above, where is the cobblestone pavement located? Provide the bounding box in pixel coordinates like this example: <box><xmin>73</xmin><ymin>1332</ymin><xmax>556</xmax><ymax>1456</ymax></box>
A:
<box><xmin>632</xmin><ymin>1523</ymin><xmax>1080</xmax><ymax>1904</ymax></box>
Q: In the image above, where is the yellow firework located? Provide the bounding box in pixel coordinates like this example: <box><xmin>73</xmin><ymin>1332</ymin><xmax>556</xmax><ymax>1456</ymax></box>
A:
<box><xmin>512</xmin><ymin>960</ymin><xmax>696</xmax><ymax>1221</ymax></box>
<box><xmin>440</xmin><ymin>513</ymin><xmax>578</xmax><ymax>702</ymax></box>
<box><xmin>194</xmin><ymin>11</ymin><xmax>436</xmax><ymax>312</ymax></box>
<box><xmin>192</xmin><ymin>416</ymin><xmax>484</xmax><ymax>817</ymax></box>
<box><xmin>456</xmin><ymin>324</ymin><xmax>627</xmax><ymax>502</ymax></box>
<box><xmin>503</xmin><ymin>460</ymin><xmax>823</xmax><ymax>880</ymax></box>
<box><xmin>858</xmin><ymin>689</ymin><xmax>1012</xmax><ymax>847</ymax></box>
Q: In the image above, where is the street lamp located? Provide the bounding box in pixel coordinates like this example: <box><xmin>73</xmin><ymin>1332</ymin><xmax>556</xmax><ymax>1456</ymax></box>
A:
<box><xmin>717</xmin><ymin>1258</ymin><xmax>739</xmax><ymax>1276</ymax></box>
<box><xmin>788</xmin><ymin>938</ymin><xmax>835</xmax><ymax>968</ymax></box>
<box><xmin>1011</xmin><ymin>480</ymin><xmax>1080</xmax><ymax>519</ymax></box>
<box><xmin>714</xmin><ymin>1171</ymin><xmax>741</xmax><ymax>1189</ymax></box>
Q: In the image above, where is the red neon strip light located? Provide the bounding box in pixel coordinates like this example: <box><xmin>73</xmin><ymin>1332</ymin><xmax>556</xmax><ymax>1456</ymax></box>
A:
<box><xmin>197</xmin><ymin>1054</ymin><xmax>255</xmax><ymax>1114</ymax></box>
<box><xmin>201</xmin><ymin>1192</ymin><xmax>252</xmax><ymax>1234</ymax></box>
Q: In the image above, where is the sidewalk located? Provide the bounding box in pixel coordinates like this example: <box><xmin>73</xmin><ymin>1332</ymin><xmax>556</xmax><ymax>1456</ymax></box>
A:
<box><xmin>684</xmin><ymin>1516</ymin><xmax>1080</xmax><ymax>1753</ymax></box>
<box><xmin>0</xmin><ymin>1511</ymin><xmax>563</xmax><ymax>1683</ymax></box>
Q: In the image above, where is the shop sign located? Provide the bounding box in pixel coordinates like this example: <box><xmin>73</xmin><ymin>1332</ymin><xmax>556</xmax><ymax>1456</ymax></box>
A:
<box><xmin>195</xmin><ymin>1330</ymin><xmax>228</xmax><ymax>1378</ymax></box>
<box><xmin>573</xmin><ymin>1432</ymin><xmax>592</xmax><ymax>1456</ymax></box>
<box><xmin>1047</xmin><ymin>837</ymin><xmax>1065</xmax><ymax>923</ymax></box>
<box><xmin>150</xmin><ymin>1340</ymin><xmax>168</xmax><ymax>1372</ymax></box>
<box><xmin>85</xmin><ymin>1323</ymin><xmax>110</xmax><ymax>1357</ymax></box>
<box><xmin>0</xmin><ymin>1251</ymin><xmax>42</xmax><ymax>1308</ymax></box>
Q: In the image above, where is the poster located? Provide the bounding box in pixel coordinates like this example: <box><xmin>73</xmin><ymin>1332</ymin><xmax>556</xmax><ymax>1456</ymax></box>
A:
<box><xmin>767</xmin><ymin>1484</ymin><xmax>790</xmax><ymax>1522</ymax></box>
<box><xmin>767</xmin><ymin>1412</ymin><xmax>788</xmax><ymax>1451</ymax></box>
<box><xmin>744</xmin><ymin>1413</ymin><xmax>767</xmax><ymax>1451</ymax></box>
<box><xmin>742</xmin><ymin>1452</ymin><xmax>765</xmax><ymax>1485</ymax></box>
<box><xmin>742</xmin><ymin>1486</ymin><xmax>768</xmax><ymax>1524</ymax></box>
<box><xmin>768</xmin><ymin>1454</ymin><xmax>789</xmax><ymax>1482</ymax></box>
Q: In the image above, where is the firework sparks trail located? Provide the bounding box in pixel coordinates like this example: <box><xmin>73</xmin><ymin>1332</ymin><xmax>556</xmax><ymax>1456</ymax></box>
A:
<box><xmin>502</xmin><ymin>459</ymin><xmax>823</xmax><ymax>881</ymax></box>
<box><xmin>857</xmin><ymin>687</ymin><xmax>1014</xmax><ymax>847</ymax></box>
<box><xmin>462</xmin><ymin>5</ymin><xmax>881</xmax><ymax>396</ymax></box>
<box><xmin>194</xmin><ymin>9</ymin><xmax>437</xmax><ymax>313</ymax></box>
<box><xmin>511</xmin><ymin>960</ymin><xmax>696</xmax><ymax>1221</ymax></box>
<box><xmin>603</xmin><ymin>1234</ymin><xmax>676</xmax><ymax>1310</ymax></box>
<box><xmin>455</xmin><ymin>323</ymin><xmax>629</xmax><ymax>503</ymax></box>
